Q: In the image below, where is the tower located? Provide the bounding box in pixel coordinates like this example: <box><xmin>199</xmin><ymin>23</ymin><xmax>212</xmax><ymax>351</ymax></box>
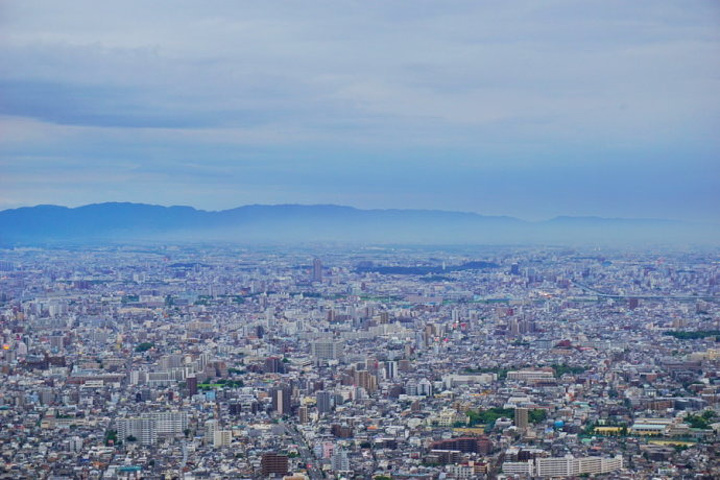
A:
<box><xmin>312</xmin><ymin>258</ymin><xmax>323</xmax><ymax>282</ymax></box>
<box><xmin>515</xmin><ymin>407</ymin><xmax>529</xmax><ymax>431</ymax></box>
<box><xmin>316</xmin><ymin>390</ymin><xmax>333</xmax><ymax>414</ymax></box>
<box><xmin>187</xmin><ymin>375</ymin><xmax>198</xmax><ymax>396</ymax></box>
<box><xmin>272</xmin><ymin>384</ymin><xmax>292</xmax><ymax>415</ymax></box>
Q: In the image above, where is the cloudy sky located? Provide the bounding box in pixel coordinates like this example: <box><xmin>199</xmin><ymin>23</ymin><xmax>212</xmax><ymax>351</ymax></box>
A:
<box><xmin>1</xmin><ymin>0</ymin><xmax>719</xmax><ymax>221</ymax></box>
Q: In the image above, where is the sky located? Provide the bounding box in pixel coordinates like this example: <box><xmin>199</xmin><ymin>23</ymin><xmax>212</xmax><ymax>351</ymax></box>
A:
<box><xmin>1</xmin><ymin>0</ymin><xmax>719</xmax><ymax>221</ymax></box>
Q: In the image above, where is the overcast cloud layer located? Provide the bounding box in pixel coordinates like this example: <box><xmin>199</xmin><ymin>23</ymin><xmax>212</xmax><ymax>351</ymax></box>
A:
<box><xmin>1</xmin><ymin>0</ymin><xmax>719</xmax><ymax>221</ymax></box>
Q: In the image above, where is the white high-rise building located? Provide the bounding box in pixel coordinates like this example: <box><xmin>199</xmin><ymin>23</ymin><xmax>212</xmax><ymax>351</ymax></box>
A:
<box><xmin>142</xmin><ymin>411</ymin><xmax>188</xmax><ymax>436</ymax></box>
<box><xmin>331</xmin><ymin>449</ymin><xmax>350</xmax><ymax>472</ymax></box>
<box><xmin>205</xmin><ymin>420</ymin><xmax>218</xmax><ymax>444</ymax></box>
<box><xmin>213</xmin><ymin>430</ymin><xmax>232</xmax><ymax>447</ymax></box>
<box><xmin>117</xmin><ymin>417</ymin><xmax>157</xmax><ymax>445</ymax></box>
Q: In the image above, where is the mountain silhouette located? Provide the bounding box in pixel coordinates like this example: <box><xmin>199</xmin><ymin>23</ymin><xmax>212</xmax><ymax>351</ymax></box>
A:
<box><xmin>0</xmin><ymin>202</ymin><xmax>715</xmax><ymax>246</ymax></box>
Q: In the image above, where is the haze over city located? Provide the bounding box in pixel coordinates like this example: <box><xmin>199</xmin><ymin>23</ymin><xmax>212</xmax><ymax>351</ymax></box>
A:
<box><xmin>3</xmin><ymin>3</ymin><xmax>720</xmax><ymax>480</ymax></box>
<box><xmin>2</xmin><ymin>1</ymin><xmax>719</xmax><ymax>222</ymax></box>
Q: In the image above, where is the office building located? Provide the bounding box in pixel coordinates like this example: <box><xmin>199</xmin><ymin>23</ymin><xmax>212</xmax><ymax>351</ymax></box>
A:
<box><xmin>117</xmin><ymin>417</ymin><xmax>157</xmax><ymax>446</ymax></box>
<box><xmin>272</xmin><ymin>384</ymin><xmax>292</xmax><ymax>415</ymax></box>
<box><xmin>311</xmin><ymin>340</ymin><xmax>344</xmax><ymax>361</ymax></box>
<box><xmin>316</xmin><ymin>390</ymin><xmax>333</xmax><ymax>414</ymax></box>
<box><xmin>261</xmin><ymin>453</ymin><xmax>289</xmax><ymax>476</ymax></box>
<box><xmin>312</xmin><ymin>258</ymin><xmax>322</xmax><ymax>282</ymax></box>
<box><xmin>515</xmin><ymin>407</ymin><xmax>529</xmax><ymax>431</ymax></box>
<box><xmin>214</xmin><ymin>430</ymin><xmax>232</xmax><ymax>447</ymax></box>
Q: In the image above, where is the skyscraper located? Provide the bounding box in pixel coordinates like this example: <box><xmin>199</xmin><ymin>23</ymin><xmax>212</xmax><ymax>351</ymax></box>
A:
<box><xmin>272</xmin><ymin>384</ymin><xmax>292</xmax><ymax>415</ymax></box>
<box><xmin>205</xmin><ymin>420</ymin><xmax>218</xmax><ymax>445</ymax></box>
<box><xmin>316</xmin><ymin>390</ymin><xmax>333</xmax><ymax>414</ymax></box>
<box><xmin>187</xmin><ymin>375</ymin><xmax>198</xmax><ymax>396</ymax></box>
<box><xmin>298</xmin><ymin>405</ymin><xmax>309</xmax><ymax>424</ymax></box>
<box><xmin>515</xmin><ymin>407</ymin><xmax>529</xmax><ymax>431</ymax></box>
<box><xmin>384</xmin><ymin>361</ymin><xmax>397</xmax><ymax>380</ymax></box>
<box><xmin>312</xmin><ymin>258</ymin><xmax>323</xmax><ymax>282</ymax></box>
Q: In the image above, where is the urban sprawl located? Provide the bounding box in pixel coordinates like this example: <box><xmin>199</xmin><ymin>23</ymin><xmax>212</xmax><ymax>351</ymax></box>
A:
<box><xmin>0</xmin><ymin>245</ymin><xmax>719</xmax><ymax>479</ymax></box>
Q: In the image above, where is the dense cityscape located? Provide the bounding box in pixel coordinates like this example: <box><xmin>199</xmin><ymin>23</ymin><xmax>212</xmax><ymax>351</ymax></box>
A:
<box><xmin>4</xmin><ymin>1</ymin><xmax>720</xmax><ymax>479</ymax></box>
<box><xmin>0</xmin><ymin>244</ymin><xmax>718</xmax><ymax>479</ymax></box>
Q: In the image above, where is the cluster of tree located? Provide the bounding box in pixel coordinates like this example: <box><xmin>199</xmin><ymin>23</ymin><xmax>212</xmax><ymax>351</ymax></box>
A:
<box><xmin>464</xmin><ymin>407</ymin><xmax>546</xmax><ymax>427</ymax></box>
<box><xmin>663</xmin><ymin>330</ymin><xmax>720</xmax><ymax>340</ymax></box>
<box><xmin>134</xmin><ymin>342</ymin><xmax>154</xmax><ymax>352</ymax></box>
<box><xmin>466</xmin><ymin>407</ymin><xmax>514</xmax><ymax>426</ymax></box>
<box><xmin>551</xmin><ymin>364</ymin><xmax>588</xmax><ymax>377</ymax></box>
<box><xmin>198</xmin><ymin>379</ymin><xmax>244</xmax><ymax>390</ymax></box>
<box><xmin>528</xmin><ymin>409</ymin><xmax>548</xmax><ymax>423</ymax></box>
<box><xmin>104</xmin><ymin>429</ymin><xmax>119</xmax><ymax>446</ymax></box>
<box><xmin>685</xmin><ymin>410</ymin><xmax>717</xmax><ymax>429</ymax></box>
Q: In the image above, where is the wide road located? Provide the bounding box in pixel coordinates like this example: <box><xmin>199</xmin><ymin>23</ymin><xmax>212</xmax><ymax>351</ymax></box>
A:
<box><xmin>284</xmin><ymin>424</ymin><xmax>323</xmax><ymax>479</ymax></box>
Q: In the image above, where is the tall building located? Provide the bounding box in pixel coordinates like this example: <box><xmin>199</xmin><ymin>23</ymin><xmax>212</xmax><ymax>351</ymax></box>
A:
<box><xmin>331</xmin><ymin>449</ymin><xmax>350</xmax><ymax>472</ymax></box>
<box><xmin>355</xmin><ymin>370</ymin><xmax>377</xmax><ymax>394</ymax></box>
<box><xmin>298</xmin><ymin>405</ymin><xmax>309</xmax><ymax>424</ymax></box>
<box><xmin>117</xmin><ymin>417</ymin><xmax>157</xmax><ymax>445</ymax></box>
<box><xmin>142</xmin><ymin>411</ymin><xmax>188</xmax><ymax>436</ymax></box>
<box><xmin>515</xmin><ymin>407</ymin><xmax>529</xmax><ymax>431</ymax></box>
<box><xmin>187</xmin><ymin>375</ymin><xmax>198</xmax><ymax>396</ymax></box>
<box><xmin>213</xmin><ymin>430</ymin><xmax>232</xmax><ymax>447</ymax></box>
<box><xmin>264</xmin><ymin>356</ymin><xmax>284</xmax><ymax>374</ymax></box>
<box><xmin>272</xmin><ymin>384</ymin><xmax>292</xmax><ymax>415</ymax></box>
<box><xmin>261</xmin><ymin>453</ymin><xmax>289</xmax><ymax>476</ymax></box>
<box><xmin>316</xmin><ymin>390</ymin><xmax>333</xmax><ymax>414</ymax></box>
<box><xmin>312</xmin><ymin>258</ymin><xmax>323</xmax><ymax>282</ymax></box>
<box><xmin>204</xmin><ymin>420</ymin><xmax>218</xmax><ymax>445</ymax></box>
<box><xmin>418</xmin><ymin>378</ymin><xmax>432</xmax><ymax>396</ymax></box>
<box><xmin>49</xmin><ymin>335</ymin><xmax>64</xmax><ymax>353</ymax></box>
<box><xmin>311</xmin><ymin>340</ymin><xmax>344</xmax><ymax>361</ymax></box>
<box><xmin>384</xmin><ymin>360</ymin><xmax>397</xmax><ymax>380</ymax></box>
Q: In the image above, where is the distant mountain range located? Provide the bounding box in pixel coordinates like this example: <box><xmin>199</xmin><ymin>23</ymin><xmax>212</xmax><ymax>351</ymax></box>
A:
<box><xmin>0</xmin><ymin>202</ymin><xmax>717</xmax><ymax>246</ymax></box>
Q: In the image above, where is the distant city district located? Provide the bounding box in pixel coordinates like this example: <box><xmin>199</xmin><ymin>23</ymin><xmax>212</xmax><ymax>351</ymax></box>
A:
<box><xmin>0</xmin><ymin>245</ymin><xmax>719</xmax><ymax>479</ymax></box>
